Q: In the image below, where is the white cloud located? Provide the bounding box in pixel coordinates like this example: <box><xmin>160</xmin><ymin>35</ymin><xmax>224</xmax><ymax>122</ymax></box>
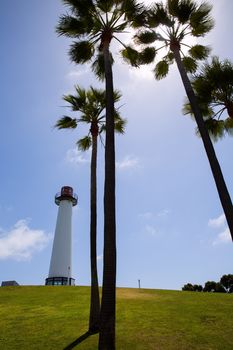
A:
<box><xmin>128</xmin><ymin>65</ymin><xmax>154</xmax><ymax>81</ymax></box>
<box><xmin>144</xmin><ymin>225</ymin><xmax>159</xmax><ymax>237</ymax></box>
<box><xmin>66</xmin><ymin>65</ymin><xmax>90</xmax><ymax>80</ymax></box>
<box><xmin>208</xmin><ymin>213</ymin><xmax>226</xmax><ymax>228</ymax></box>
<box><xmin>213</xmin><ymin>227</ymin><xmax>231</xmax><ymax>246</ymax></box>
<box><xmin>208</xmin><ymin>214</ymin><xmax>231</xmax><ymax>246</ymax></box>
<box><xmin>139</xmin><ymin>212</ymin><xmax>153</xmax><ymax>220</ymax></box>
<box><xmin>139</xmin><ymin>209</ymin><xmax>171</xmax><ymax>220</ymax></box>
<box><xmin>157</xmin><ymin>209</ymin><xmax>171</xmax><ymax>217</ymax></box>
<box><xmin>0</xmin><ymin>204</ymin><xmax>13</xmax><ymax>212</ymax></box>
<box><xmin>0</xmin><ymin>220</ymin><xmax>51</xmax><ymax>261</ymax></box>
<box><xmin>66</xmin><ymin>148</ymin><xmax>90</xmax><ymax>165</ymax></box>
<box><xmin>116</xmin><ymin>155</ymin><xmax>140</xmax><ymax>171</ymax></box>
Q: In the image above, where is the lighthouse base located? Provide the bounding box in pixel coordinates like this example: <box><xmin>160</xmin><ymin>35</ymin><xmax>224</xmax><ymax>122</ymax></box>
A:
<box><xmin>45</xmin><ymin>277</ymin><xmax>75</xmax><ymax>286</ymax></box>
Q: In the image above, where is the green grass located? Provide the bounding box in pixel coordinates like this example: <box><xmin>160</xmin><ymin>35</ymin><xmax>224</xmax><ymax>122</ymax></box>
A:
<box><xmin>0</xmin><ymin>286</ymin><xmax>233</xmax><ymax>349</ymax></box>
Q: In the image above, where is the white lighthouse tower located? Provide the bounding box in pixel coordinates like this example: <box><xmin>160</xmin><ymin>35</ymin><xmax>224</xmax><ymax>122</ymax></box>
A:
<box><xmin>45</xmin><ymin>186</ymin><xmax>78</xmax><ymax>286</ymax></box>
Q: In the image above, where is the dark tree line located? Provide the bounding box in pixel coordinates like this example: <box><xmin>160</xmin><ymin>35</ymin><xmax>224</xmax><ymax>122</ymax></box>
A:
<box><xmin>182</xmin><ymin>274</ymin><xmax>233</xmax><ymax>293</ymax></box>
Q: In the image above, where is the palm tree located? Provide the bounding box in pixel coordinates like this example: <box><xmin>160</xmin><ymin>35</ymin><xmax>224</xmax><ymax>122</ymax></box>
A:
<box><xmin>183</xmin><ymin>56</ymin><xmax>233</xmax><ymax>141</ymax></box>
<box><xmin>56</xmin><ymin>1</ymin><xmax>145</xmax><ymax>348</ymax></box>
<box><xmin>133</xmin><ymin>0</ymin><xmax>233</xmax><ymax>240</ymax></box>
<box><xmin>55</xmin><ymin>86</ymin><xmax>125</xmax><ymax>335</ymax></box>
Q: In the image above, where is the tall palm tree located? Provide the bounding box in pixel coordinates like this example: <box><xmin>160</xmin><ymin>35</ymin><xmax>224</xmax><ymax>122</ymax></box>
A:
<box><xmin>133</xmin><ymin>0</ymin><xmax>233</xmax><ymax>240</ymax></box>
<box><xmin>55</xmin><ymin>86</ymin><xmax>125</xmax><ymax>335</ymax></box>
<box><xmin>56</xmin><ymin>1</ymin><xmax>145</xmax><ymax>348</ymax></box>
<box><xmin>183</xmin><ymin>56</ymin><xmax>233</xmax><ymax>141</ymax></box>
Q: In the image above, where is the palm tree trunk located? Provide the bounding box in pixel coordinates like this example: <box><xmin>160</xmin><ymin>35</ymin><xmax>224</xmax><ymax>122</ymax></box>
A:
<box><xmin>89</xmin><ymin>132</ymin><xmax>101</xmax><ymax>333</ymax></box>
<box><xmin>173</xmin><ymin>47</ymin><xmax>233</xmax><ymax>239</ymax></box>
<box><xmin>98</xmin><ymin>43</ymin><xmax>116</xmax><ymax>350</ymax></box>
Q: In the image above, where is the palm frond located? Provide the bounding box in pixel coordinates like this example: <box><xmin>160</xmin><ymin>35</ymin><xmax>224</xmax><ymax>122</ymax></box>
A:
<box><xmin>131</xmin><ymin>11</ymin><xmax>148</xmax><ymax>28</ymax></box>
<box><xmin>167</xmin><ymin>0</ymin><xmax>179</xmax><ymax>16</ymax></box>
<box><xmin>201</xmin><ymin>57</ymin><xmax>233</xmax><ymax>89</ymax></box>
<box><xmin>90</xmin><ymin>16</ymin><xmax>105</xmax><ymax>37</ymax></box>
<box><xmin>63</xmin><ymin>86</ymin><xmax>87</xmax><ymax>111</ymax></box>
<box><xmin>183</xmin><ymin>98</ymin><xmax>213</xmax><ymax>118</ymax></box>
<box><xmin>184</xmin><ymin>56</ymin><xmax>233</xmax><ymax>141</ymax></box>
<box><xmin>154</xmin><ymin>60</ymin><xmax>169</xmax><ymax>80</ymax></box>
<box><xmin>99</xmin><ymin>124</ymin><xmax>106</xmax><ymax>133</ymax></box>
<box><xmin>99</xmin><ymin>113</ymin><xmax>126</xmax><ymax>134</ymax></box>
<box><xmin>134</xmin><ymin>30</ymin><xmax>158</xmax><ymax>44</ymax></box>
<box><xmin>148</xmin><ymin>3</ymin><xmax>172</xmax><ymax>27</ymax></box>
<box><xmin>96</xmin><ymin>0</ymin><xmax>115</xmax><ymax>13</ymax></box>
<box><xmin>224</xmin><ymin>118</ymin><xmax>233</xmax><ymax>136</ymax></box>
<box><xmin>191</xmin><ymin>76</ymin><xmax>211</xmax><ymax>102</ymax></box>
<box><xmin>78</xmin><ymin>113</ymin><xmax>93</xmax><ymax>124</ymax></box>
<box><xmin>121</xmin><ymin>0</ymin><xmax>145</xmax><ymax>23</ymax></box>
<box><xmin>204</xmin><ymin>118</ymin><xmax>225</xmax><ymax>141</ymax></box>
<box><xmin>113</xmin><ymin>89</ymin><xmax>122</xmax><ymax>102</ymax></box>
<box><xmin>192</xmin><ymin>56</ymin><xmax>233</xmax><ymax>112</ymax></box>
<box><xmin>62</xmin><ymin>0</ymin><xmax>94</xmax><ymax>17</ymax></box>
<box><xmin>89</xmin><ymin>86</ymin><xmax>106</xmax><ymax>106</ymax></box>
<box><xmin>113</xmin><ymin>21</ymin><xmax>128</xmax><ymax>33</ymax></box>
<box><xmin>164</xmin><ymin>52</ymin><xmax>174</xmax><ymax>64</ymax></box>
<box><xmin>182</xmin><ymin>56</ymin><xmax>197</xmax><ymax>73</ymax></box>
<box><xmin>69</xmin><ymin>41</ymin><xmax>95</xmax><ymax>64</ymax></box>
<box><xmin>56</xmin><ymin>15</ymin><xmax>88</xmax><ymax>37</ymax></box>
<box><xmin>114</xmin><ymin>117</ymin><xmax>127</xmax><ymax>134</ymax></box>
<box><xmin>92</xmin><ymin>52</ymin><xmax>114</xmax><ymax>80</ymax></box>
<box><xmin>188</xmin><ymin>44</ymin><xmax>211</xmax><ymax>60</ymax></box>
<box><xmin>169</xmin><ymin>0</ymin><xmax>196</xmax><ymax>24</ymax></box>
<box><xmin>55</xmin><ymin>116</ymin><xmax>77</xmax><ymax>129</ymax></box>
<box><xmin>74</xmin><ymin>86</ymin><xmax>87</xmax><ymax>102</ymax></box>
<box><xmin>92</xmin><ymin>52</ymin><xmax>105</xmax><ymax>81</ymax></box>
<box><xmin>77</xmin><ymin>135</ymin><xmax>92</xmax><ymax>151</ymax></box>
<box><xmin>121</xmin><ymin>45</ymin><xmax>139</xmax><ymax>67</ymax></box>
<box><xmin>182</xmin><ymin>100</ymin><xmax>193</xmax><ymax>117</ymax></box>
<box><xmin>190</xmin><ymin>2</ymin><xmax>214</xmax><ymax>36</ymax></box>
<box><xmin>56</xmin><ymin>15</ymin><xmax>85</xmax><ymax>38</ymax></box>
<box><xmin>139</xmin><ymin>47</ymin><xmax>156</xmax><ymax>65</ymax></box>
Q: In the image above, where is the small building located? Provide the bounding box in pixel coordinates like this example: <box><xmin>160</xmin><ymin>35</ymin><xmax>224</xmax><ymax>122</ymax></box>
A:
<box><xmin>1</xmin><ymin>280</ymin><xmax>19</xmax><ymax>287</ymax></box>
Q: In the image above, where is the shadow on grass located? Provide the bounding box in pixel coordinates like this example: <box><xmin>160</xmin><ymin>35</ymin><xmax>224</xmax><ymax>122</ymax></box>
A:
<box><xmin>63</xmin><ymin>331</ymin><xmax>92</xmax><ymax>350</ymax></box>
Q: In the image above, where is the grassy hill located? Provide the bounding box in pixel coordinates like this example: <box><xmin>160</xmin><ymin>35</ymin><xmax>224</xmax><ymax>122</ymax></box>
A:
<box><xmin>0</xmin><ymin>286</ymin><xmax>233</xmax><ymax>349</ymax></box>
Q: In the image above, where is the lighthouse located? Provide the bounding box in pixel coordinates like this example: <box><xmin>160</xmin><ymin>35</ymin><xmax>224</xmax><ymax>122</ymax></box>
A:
<box><xmin>45</xmin><ymin>186</ymin><xmax>78</xmax><ymax>286</ymax></box>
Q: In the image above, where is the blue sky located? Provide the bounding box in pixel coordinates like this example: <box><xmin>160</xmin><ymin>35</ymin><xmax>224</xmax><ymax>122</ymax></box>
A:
<box><xmin>0</xmin><ymin>0</ymin><xmax>232</xmax><ymax>290</ymax></box>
